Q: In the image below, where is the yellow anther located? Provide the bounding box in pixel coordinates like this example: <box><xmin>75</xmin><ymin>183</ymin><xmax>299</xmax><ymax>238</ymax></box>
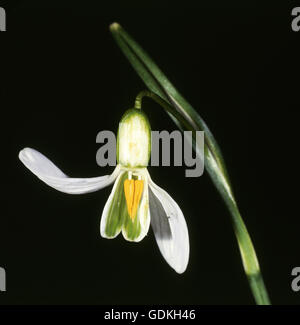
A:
<box><xmin>124</xmin><ymin>179</ymin><xmax>134</xmax><ymax>215</ymax></box>
<box><xmin>124</xmin><ymin>178</ymin><xmax>144</xmax><ymax>220</ymax></box>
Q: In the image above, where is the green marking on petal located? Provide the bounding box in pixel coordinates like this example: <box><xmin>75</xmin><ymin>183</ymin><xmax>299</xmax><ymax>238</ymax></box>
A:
<box><xmin>104</xmin><ymin>172</ymin><xmax>128</xmax><ymax>238</ymax></box>
<box><xmin>122</xmin><ymin>205</ymin><xmax>142</xmax><ymax>241</ymax></box>
<box><xmin>104</xmin><ymin>169</ymin><xmax>147</xmax><ymax>241</ymax></box>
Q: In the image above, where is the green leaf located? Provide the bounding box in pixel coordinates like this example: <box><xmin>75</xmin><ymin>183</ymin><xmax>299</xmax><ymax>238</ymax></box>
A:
<box><xmin>110</xmin><ymin>22</ymin><xmax>270</xmax><ymax>305</ymax></box>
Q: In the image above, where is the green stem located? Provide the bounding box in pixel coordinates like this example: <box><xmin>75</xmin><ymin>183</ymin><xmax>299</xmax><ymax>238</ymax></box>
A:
<box><xmin>135</xmin><ymin>90</ymin><xmax>271</xmax><ymax>305</ymax></box>
<box><xmin>135</xmin><ymin>90</ymin><xmax>190</xmax><ymax>128</ymax></box>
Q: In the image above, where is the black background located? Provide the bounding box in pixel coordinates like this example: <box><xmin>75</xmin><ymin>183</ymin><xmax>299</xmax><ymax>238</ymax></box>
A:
<box><xmin>0</xmin><ymin>0</ymin><xmax>299</xmax><ymax>305</ymax></box>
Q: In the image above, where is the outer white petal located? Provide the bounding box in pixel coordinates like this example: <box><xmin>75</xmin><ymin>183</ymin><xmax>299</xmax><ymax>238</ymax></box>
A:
<box><xmin>147</xmin><ymin>171</ymin><xmax>189</xmax><ymax>274</ymax></box>
<box><xmin>19</xmin><ymin>148</ymin><xmax>120</xmax><ymax>194</ymax></box>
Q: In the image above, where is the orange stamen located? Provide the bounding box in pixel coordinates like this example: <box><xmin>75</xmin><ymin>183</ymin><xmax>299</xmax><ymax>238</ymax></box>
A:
<box><xmin>124</xmin><ymin>179</ymin><xmax>144</xmax><ymax>220</ymax></box>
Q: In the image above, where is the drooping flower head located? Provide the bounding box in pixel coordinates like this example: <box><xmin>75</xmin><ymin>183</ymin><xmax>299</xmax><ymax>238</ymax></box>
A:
<box><xmin>19</xmin><ymin>108</ymin><xmax>189</xmax><ymax>273</ymax></box>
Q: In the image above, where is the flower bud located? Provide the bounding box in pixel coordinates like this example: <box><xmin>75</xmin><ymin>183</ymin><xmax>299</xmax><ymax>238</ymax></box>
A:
<box><xmin>117</xmin><ymin>109</ymin><xmax>151</xmax><ymax>168</ymax></box>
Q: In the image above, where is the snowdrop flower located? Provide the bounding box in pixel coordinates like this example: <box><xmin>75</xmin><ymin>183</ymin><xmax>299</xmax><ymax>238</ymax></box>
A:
<box><xmin>19</xmin><ymin>108</ymin><xmax>189</xmax><ymax>273</ymax></box>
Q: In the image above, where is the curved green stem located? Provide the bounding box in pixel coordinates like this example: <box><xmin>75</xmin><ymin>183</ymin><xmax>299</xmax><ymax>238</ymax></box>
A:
<box><xmin>135</xmin><ymin>90</ymin><xmax>190</xmax><ymax>129</ymax></box>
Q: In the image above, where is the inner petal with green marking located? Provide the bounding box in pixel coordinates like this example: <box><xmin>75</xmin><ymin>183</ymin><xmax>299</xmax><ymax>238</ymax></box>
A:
<box><xmin>103</xmin><ymin>168</ymin><xmax>150</xmax><ymax>242</ymax></box>
<box><xmin>124</xmin><ymin>172</ymin><xmax>144</xmax><ymax>221</ymax></box>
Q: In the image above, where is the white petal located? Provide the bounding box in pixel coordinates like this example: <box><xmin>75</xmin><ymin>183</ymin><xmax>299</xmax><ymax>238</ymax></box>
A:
<box><xmin>19</xmin><ymin>148</ymin><xmax>120</xmax><ymax>194</ymax></box>
<box><xmin>148</xmin><ymin>171</ymin><xmax>189</xmax><ymax>274</ymax></box>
